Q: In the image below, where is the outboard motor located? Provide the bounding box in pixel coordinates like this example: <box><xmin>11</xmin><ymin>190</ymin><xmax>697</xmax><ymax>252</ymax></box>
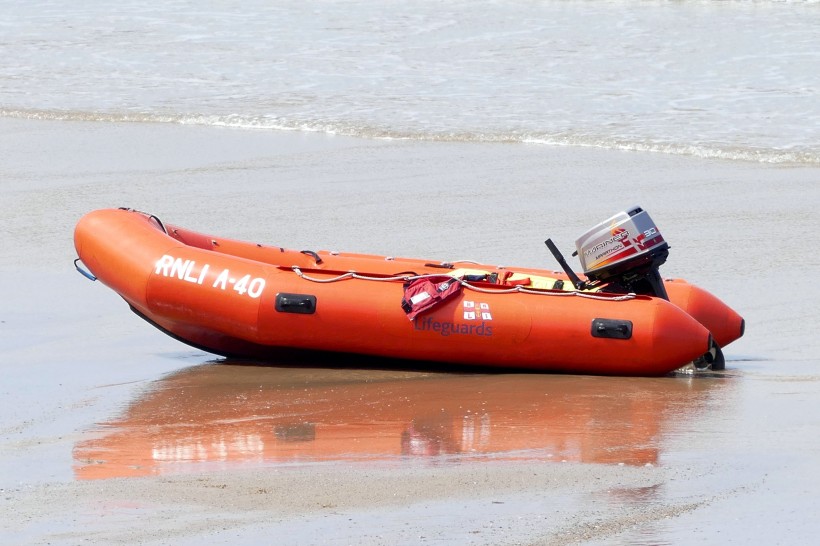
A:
<box><xmin>546</xmin><ymin>206</ymin><xmax>670</xmax><ymax>299</ymax></box>
<box><xmin>547</xmin><ymin>207</ymin><xmax>726</xmax><ymax>370</ymax></box>
<box><xmin>574</xmin><ymin>206</ymin><xmax>669</xmax><ymax>299</ymax></box>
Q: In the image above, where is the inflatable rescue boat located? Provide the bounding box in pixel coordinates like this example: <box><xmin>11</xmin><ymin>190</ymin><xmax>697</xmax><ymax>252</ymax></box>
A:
<box><xmin>73</xmin><ymin>207</ymin><xmax>744</xmax><ymax>376</ymax></box>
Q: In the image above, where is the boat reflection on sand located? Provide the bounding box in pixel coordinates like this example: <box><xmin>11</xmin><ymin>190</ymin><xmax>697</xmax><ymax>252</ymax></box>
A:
<box><xmin>74</xmin><ymin>362</ymin><xmax>727</xmax><ymax>479</ymax></box>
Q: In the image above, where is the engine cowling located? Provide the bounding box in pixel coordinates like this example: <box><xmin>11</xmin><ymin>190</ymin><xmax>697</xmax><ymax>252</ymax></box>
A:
<box><xmin>575</xmin><ymin>206</ymin><xmax>669</xmax><ymax>298</ymax></box>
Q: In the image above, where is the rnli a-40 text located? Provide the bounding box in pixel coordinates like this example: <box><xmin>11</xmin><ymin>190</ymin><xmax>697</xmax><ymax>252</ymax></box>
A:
<box><xmin>154</xmin><ymin>254</ymin><xmax>265</xmax><ymax>299</ymax></box>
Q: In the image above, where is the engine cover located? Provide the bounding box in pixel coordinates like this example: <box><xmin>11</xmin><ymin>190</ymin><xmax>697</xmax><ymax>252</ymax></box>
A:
<box><xmin>575</xmin><ymin>206</ymin><xmax>668</xmax><ymax>283</ymax></box>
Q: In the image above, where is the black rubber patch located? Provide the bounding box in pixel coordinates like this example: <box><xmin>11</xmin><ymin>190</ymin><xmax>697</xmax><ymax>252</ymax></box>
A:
<box><xmin>275</xmin><ymin>293</ymin><xmax>317</xmax><ymax>314</ymax></box>
<box><xmin>591</xmin><ymin>318</ymin><xmax>633</xmax><ymax>339</ymax></box>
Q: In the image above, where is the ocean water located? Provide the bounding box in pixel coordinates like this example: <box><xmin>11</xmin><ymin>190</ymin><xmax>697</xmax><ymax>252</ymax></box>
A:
<box><xmin>1</xmin><ymin>0</ymin><xmax>818</xmax><ymax>164</ymax></box>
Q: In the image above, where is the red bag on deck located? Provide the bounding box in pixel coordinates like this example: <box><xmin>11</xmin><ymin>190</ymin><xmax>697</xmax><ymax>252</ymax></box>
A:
<box><xmin>401</xmin><ymin>276</ymin><xmax>463</xmax><ymax>321</ymax></box>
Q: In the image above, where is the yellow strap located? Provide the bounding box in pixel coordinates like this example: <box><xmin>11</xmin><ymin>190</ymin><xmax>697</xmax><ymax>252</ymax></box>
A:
<box><xmin>449</xmin><ymin>268</ymin><xmax>580</xmax><ymax>292</ymax></box>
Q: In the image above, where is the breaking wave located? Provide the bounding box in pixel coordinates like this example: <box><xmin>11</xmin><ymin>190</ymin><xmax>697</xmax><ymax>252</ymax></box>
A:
<box><xmin>3</xmin><ymin>108</ymin><xmax>817</xmax><ymax>166</ymax></box>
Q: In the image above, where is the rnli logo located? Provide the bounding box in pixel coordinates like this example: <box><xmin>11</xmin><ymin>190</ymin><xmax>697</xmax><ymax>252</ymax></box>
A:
<box><xmin>463</xmin><ymin>300</ymin><xmax>493</xmax><ymax>321</ymax></box>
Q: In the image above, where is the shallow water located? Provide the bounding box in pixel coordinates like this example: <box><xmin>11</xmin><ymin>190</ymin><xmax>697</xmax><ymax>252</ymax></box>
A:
<box><xmin>72</xmin><ymin>363</ymin><xmax>731</xmax><ymax>479</ymax></box>
<box><xmin>2</xmin><ymin>0</ymin><xmax>819</xmax><ymax>163</ymax></box>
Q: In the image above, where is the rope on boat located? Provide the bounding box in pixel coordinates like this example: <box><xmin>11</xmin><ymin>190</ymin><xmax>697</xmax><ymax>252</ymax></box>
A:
<box><xmin>290</xmin><ymin>266</ymin><xmax>636</xmax><ymax>302</ymax></box>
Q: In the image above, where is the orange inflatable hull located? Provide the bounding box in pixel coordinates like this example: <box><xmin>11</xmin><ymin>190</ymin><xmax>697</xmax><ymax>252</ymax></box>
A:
<box><xmin>74</xmin><ymin>208</ymin><xmax>743</xmax><ymax>376</ymax></box>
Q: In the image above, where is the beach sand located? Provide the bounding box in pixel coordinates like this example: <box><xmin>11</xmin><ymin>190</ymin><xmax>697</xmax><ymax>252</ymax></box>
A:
<box><xmin>2</xmin><ymin>117</ymin><xmax>819</xmax><ymax>544</ymax></box>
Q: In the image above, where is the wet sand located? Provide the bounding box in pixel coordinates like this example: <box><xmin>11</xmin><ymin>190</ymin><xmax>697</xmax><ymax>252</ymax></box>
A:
<box><xmin>2</xmin><ymin>117</ymin><xmax>819</xmax><ymax>544</ymax></box>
